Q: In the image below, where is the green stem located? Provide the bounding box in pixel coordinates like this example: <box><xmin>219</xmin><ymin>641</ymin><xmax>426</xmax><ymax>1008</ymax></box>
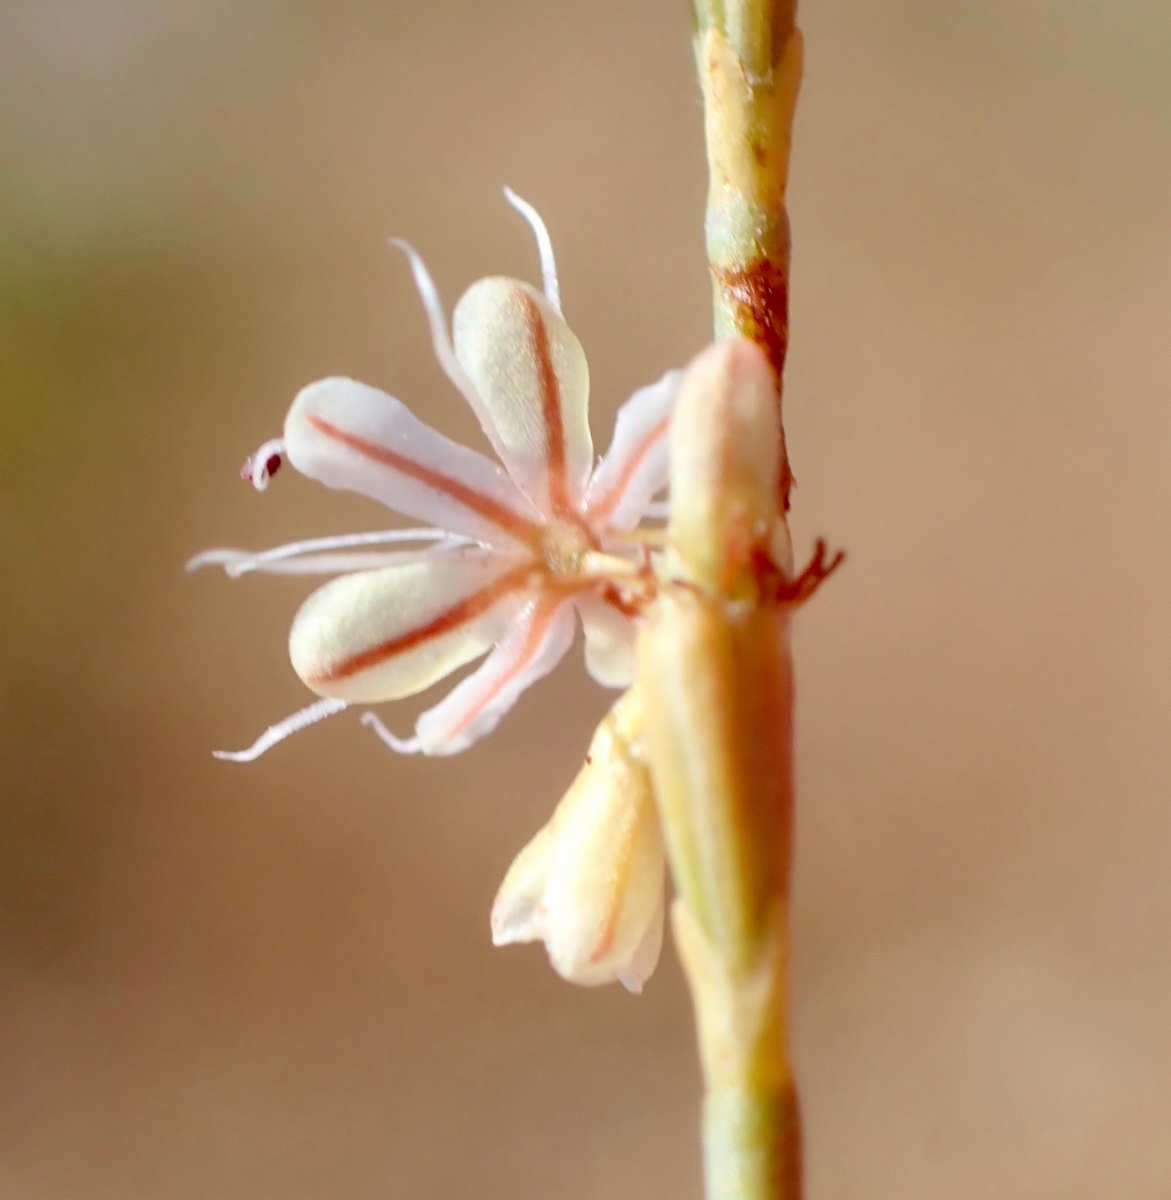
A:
<box><xmin>704</xmin><ymin>1086</ymin><xmax>802</xmax><ymax>1200</ymax></box>
<box><xmin>643</xmin><ymin>594</ymin><xmax>801</xmax><ymax>1200</ymax></box>
<box><xmin>694</xmin><ymin>0</ymin><xmax>802</xmax><ymax>508</ymax></box>
<box><xmin>668</xmin><ymin>4</ymin><xmax>807</xmax><ymax>1199</ymax></box>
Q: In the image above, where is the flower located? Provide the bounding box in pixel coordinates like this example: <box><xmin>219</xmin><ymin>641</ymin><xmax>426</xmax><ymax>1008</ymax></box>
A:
<box><xmin>192</xmin><ymin>191</ymin><xmax>680</xmax><ymax>759</ymax></box>
<box><xmin>491</xmin><ymin>688</ymin><xmax>664</xmax><ymax>992</ymax></box>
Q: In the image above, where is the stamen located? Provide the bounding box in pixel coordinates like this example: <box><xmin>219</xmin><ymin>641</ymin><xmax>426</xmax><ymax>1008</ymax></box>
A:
<box><xmin>186</xmin><ymin>529</ymin><xmax>469</xmax><ymax>577</ymax></box>
<box><xmin>503</xmin><ymin>187</ymin><xmax>561</xmax><ymax>313</ymax></box>
<box><xmin>240</xmin><ymin>439</ymin><xmax>286</xmax><ymax>491</ymax></box>
<box><xmin>197</xmin><ymin>549</ymin><xmax>452</xmax><ymax>578</ymax></box>
<box><xmin>608</xmin><ymin>527</ymin><xmax>669</xmax><ymax>548</ymax></box>
<box><xmin>389</xmin><ymin>239</ymin><xmax>507</xmax><ymax>461</ymax></box>
<box><xmin>360</xmin><ymin>711</ymin><xmax>422</xmax><ymax>755</ymax></box>
<box><xmin>579</xmin><ymin>550</ymin><xmax>645</xmax><ymax>582</ymax></box>
<box><xmin>213</xmin><ymin>697</ymin><xmax>348</xmax><ymax>763</ymax></box>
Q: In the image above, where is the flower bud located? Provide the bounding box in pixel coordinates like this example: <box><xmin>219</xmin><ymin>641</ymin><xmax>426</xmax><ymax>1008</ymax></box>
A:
<box><xmin>491</xmin><ymin>689</ymin><xmax>665</xmax><ymax>992</ymax></box>
<box><xmin>669</xmin><ymin>336</ymin><xmax>789</xmax><ymax>595</ymax></box>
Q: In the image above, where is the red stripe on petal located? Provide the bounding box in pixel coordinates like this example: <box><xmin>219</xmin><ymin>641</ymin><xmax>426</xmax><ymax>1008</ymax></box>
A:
<box><xmin>445</xmin><ymin>599</ymin><xmax>560</xmax><ymax>739</ymax></box>
<box><xmin>585</xmin><ymin>415</ymin><xmax>671</xmax><ymax>524</ymax></box>
<box><xmin>587</xmin><ymin>833</ymin><xmax>632</xmax><ymax>964</ymax></box>
<box><xmin>519</xmin><ymin>291</ymin><xmax>571</xmax><ymax>519</ymax></box>
<box><xmin>308</xmin><ymin>563</ymin><xmax>535</xmax><ymax>684</ymax></box>
<box><xmin>307</xmin><ymin>414</ymin><xmax>539</xmax><ymax>543</ymax></box>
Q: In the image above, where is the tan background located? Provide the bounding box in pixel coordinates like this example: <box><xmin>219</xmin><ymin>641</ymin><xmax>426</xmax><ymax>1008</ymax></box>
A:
<box><xmin>2</xmin><ymin>1</ymin><xmax>1169</xmax><ymax>1197</ymax></box>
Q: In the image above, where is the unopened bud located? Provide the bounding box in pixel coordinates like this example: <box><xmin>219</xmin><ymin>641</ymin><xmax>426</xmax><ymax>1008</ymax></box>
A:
<box><xmin>669</xmin><ymin>340</ymin><xmax>790</xmax><ymax>594</ymax></box>
<box><xmin>491</xmin><ymin>689</ymin><xmax>665</xmax><ymax>993</ymax></box>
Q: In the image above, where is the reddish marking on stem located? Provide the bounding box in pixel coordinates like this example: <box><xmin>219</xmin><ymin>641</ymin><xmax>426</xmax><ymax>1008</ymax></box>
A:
<box><xmin>779</xmin><ymin>1078</ymin><xmax>803</xmax><ymax>1200</ymax></box>
<box><xmin>714</xmin><ymin>255</ymin><xmax>794</xmax><ymax>509</ymax></box>
<box><xmin>585</xmin><ymin>415</ymin><xmax>671</xmax><ymax>524</ymax></box>
<box><xmin>306</xmin><ymin>415</ymin><xmax>539</xmax><ymax>543</ymax></box>
<box><xmin>519</xmin><ymin>290</ymin><xmax>572</xmax><ymax>518</ymax></box>
<box><xmin>445</xmin><ymin>598</ymin><xmax>561</xmax><ymax>739</ymax></box>
<box><xmin>307</xmin><ymin>564</ymin><xmax>536</xmax><ymax>684</ymax></box>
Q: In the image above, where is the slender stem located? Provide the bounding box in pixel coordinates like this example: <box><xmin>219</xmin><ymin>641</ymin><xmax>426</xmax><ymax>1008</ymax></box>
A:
<box><xmin>694</xmin><ymin>0</ymin><xmax>803</xmax><ymax>509</ymax></box>
<box><xmin>703</xmin><ymin>1086</ymin><xmax>802</xmax><ymax>1200</ymax></box>
<box><xmin>657</xmin><ymin>4</ymin><xmax>807</xmax><ymax>1198</ymax></box>
<box><xmin>642</xmin><ymin>593</ymin><xmax>801</xmax><ymax>1200</ymax></box>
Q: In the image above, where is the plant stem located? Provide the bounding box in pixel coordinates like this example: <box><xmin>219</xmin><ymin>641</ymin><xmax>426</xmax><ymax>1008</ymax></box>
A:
<box><xmin>641</xmin><ymin>590</ymin><xmax>801</xmax><ymax>1200</ymax></box>
<box><xmin>694</xmin><ymin>0</ymin><xmax>802</xmax><ymax>509</ymax></box>
<box><xmin>649</xmin><ymin>5</ymin><xmax>807</xmax><ymax>1198</ymax></box>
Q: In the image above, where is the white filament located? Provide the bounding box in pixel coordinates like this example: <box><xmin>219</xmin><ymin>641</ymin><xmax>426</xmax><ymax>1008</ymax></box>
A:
<box><xmin>242</xmin><ymin>438</ymin><xmax>286</xmax><ymax>491</ymax></box>
<box><xmin>360</xmin><ymin>711</ymin><xmax>422</xmax><ymax>755</ymax></box>
<box><xmin>503</xmin><ymin>187</ymin><xmax>561</xmax><ymax>313</ymax></box>
<box><xmin>202</xmin><ymin>550</ymin><xmax>453</xmax><ymax>577</ymax></box>
<box><xmin>213</xmin><ymin>697</ymin><xmax>348</xmax><ymax>763</ymax></box>
<box><xmin>389</xmin><ymin>238</ymin><xmax>507</xmax><ymax>463</ymax></box>
<box><xmin>186</xmin><ymin>528</ymin><xmax>469</xmax><ymax>578</ymax></box>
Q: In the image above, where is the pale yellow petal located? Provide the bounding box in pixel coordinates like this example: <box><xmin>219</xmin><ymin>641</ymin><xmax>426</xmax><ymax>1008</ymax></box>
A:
<box><xmin>492</xmin><ymin>690</ymin><xmax>665</xmax><ymax>988</ymax></box>
<box><xmin>453</xmin><ymin>278</ymin><xmax>592</xmax><ymax>517</ymax></box>
<box><xmin>288</xmin><ymin>550</ymin><xmax>529</xmax><ymax>704</ymax></box>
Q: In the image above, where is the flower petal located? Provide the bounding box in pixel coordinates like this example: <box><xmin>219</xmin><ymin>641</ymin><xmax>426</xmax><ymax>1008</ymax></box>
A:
<box><xmin>492</xmin><ymin>690</ymin><xmax>665</xmax><ymax>988</ymax></box>
<box><xmin>453</xmin><ymin>279</ymin><xmax>592</xmax><ymax>518</ymax></box>
<box><xmin>289</xmin><ymin>549</ymin><xmax>531</xmax><ymax>704</ymax></box>
<box><xmin>490</xmin><ymin>820</ymin><xmax>556</xmax><ymax>946</ymax></box>
<box><xmin>541</xmin><ymin>764</ymin><xmax>663</xmax><ymax>987</ymax></box>
<box><xmin>285</xmin><ymin>378</ymin><xmax>542</xmax><ymax>550</ymax></box>
<box><xmin>414</xmin><ymin>596</ymin><xmax>576</xmax><ymax>755</ymax></box>
<box><xmin>390</xmin><ymin>239</ymin><xmax>513</xmax><ymax>467</ymax></box>
<box><xmin>575</xmin><ymin>593</ymin><xmax>636</xmax><ymax>688</ymax></box>
<box><xmin>583</xmin><ymin>369</ymin><xmax>683</xmax><ymax>531</ymax></box>
<box><xmin>618</xmin><ymin>889</ymin><xmax>664</xmax><ymax>994</ymax></box>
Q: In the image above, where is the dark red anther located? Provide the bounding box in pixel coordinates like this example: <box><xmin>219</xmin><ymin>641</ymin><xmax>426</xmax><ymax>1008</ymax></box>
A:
<box><xmin>239</xmin><ymin>451</ymin><xmax>283</xmax><ymax>486</ymax></box>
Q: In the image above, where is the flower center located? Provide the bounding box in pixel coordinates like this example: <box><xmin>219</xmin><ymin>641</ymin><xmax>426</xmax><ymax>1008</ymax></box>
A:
<box><xmin>539</xmin><ymin>519</ymin><xmax>595</xmax><ymax>577</ymax></box>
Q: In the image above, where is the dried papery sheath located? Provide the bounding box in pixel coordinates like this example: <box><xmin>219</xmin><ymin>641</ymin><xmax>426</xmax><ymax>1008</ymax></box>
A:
<box><xmin>638</xmin><ymin>338</ymin><xmax>839</xmax><ymax>1200</ymax></box>
<box><xmin>491</xmin><ymin>688</ymin><xmax>664</xmax><ymax>992</ymax></box>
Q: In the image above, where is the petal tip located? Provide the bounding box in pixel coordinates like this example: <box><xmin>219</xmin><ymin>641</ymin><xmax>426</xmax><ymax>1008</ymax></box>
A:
<box><xmin>490</xmin><ymin>896</ymin><xmax>545</xmax><ymax>947</ymax></box>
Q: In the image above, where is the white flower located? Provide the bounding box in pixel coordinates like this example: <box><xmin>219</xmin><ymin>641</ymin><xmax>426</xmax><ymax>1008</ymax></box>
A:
<box><xmin>192</xmin><ymin>191</ymin><xmax>680</xmax><ymax>758</ymax></box>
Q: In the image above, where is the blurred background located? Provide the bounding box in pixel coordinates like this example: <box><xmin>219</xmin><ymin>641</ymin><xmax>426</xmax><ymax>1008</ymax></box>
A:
<box><xmin>2</xmin><ymin>1</ymin><xmax>1169</xmax><ymax>1197</ymax></box>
